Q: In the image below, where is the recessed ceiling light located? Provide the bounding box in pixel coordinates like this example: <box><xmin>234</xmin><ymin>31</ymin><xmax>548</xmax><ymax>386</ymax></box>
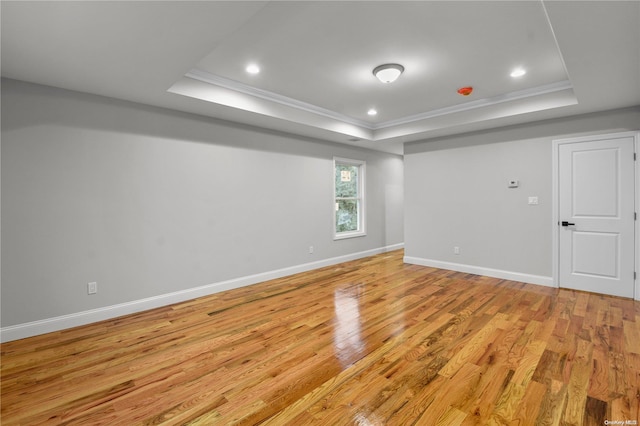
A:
<box><xmin>246</xmin><ymin>64</ymin><xmax>260</xmax><ymax>74</ymax></box>
<box><xmin>373</xmin><ymin>64</ymin><xmax>404</xmax><ymax>83</ymax></box>
<box><xmin>367</xmin><ymin>108</ymin><xmax>378</xmax><ymax>116</ymax></box>
<box><xmin>510</xmin><ymin>67</ymin><xmax>526</xmax><ymax>78</ymax></box>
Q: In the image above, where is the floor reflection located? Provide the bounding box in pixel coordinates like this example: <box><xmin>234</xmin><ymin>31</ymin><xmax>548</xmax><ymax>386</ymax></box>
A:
<box><xmin>333</xmin><ymin>284</ymin><xmax>366</xmax><ymax>368</ymax></box>
<box><xmin>353</xmin><ymin>412</ymin><xmax>384</xmax><ymax>426</ymax></box>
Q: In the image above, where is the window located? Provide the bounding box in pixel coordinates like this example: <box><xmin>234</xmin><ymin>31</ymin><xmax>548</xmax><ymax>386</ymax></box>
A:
<box><xmin>334</xmin><ymin>157</ymin><xmax>366</xmax><ymax>239</ymax></box>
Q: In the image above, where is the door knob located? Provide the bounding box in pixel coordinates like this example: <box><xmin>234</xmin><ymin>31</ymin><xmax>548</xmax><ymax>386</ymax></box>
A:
<box><xmin>561</xmin><ymin>221</ymin><xmax>575</xmax><ymax>226</ymax></box>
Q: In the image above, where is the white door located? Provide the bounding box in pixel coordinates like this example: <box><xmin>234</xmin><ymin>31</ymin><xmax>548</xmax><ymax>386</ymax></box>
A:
<box><xmin>558</xmin><ymin>134</ymin><xmax>635</xmax><ymax>298</ymax></box>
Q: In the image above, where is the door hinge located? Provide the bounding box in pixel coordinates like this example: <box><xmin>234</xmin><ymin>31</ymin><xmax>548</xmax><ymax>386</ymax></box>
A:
<box><xmin>635</xmin><ymin>152</ymin><xmax>637</xmax><ymax>161</ymax></box>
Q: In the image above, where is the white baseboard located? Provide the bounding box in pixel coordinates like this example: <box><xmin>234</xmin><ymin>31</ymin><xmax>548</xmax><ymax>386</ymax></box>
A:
<box><xmin>403</xmin><ymin>256</ymin><xmax>555</xmax><ymax>288</ymax></box>
<box><xmin>0</xmin><ymin>243</ymin><xmax>404</xmax><ymax>343</ymax></box>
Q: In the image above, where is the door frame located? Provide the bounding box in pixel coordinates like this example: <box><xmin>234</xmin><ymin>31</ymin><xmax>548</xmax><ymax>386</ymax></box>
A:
<box><xmin>551</xmin><ymin>131</ymin><xmax>639</xmax><ymax>300</ymax></box>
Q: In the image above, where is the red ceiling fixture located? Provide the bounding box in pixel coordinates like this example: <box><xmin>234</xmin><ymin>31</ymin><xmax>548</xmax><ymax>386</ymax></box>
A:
<box><xmin>457</xmin><ymin>86</ymin><xmax>473</xmax><ymax>96</ymax></box>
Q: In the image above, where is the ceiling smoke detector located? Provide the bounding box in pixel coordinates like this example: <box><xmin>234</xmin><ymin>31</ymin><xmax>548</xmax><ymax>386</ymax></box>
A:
<box><xmin>457</xmin><ymin>86</ymin><xmax>473</xmax><ymax>96</ymax></box>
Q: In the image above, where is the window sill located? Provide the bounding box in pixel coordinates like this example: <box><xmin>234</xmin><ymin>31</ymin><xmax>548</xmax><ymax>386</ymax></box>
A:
<box><xmin>334</xmin><ymin>231</ymin><xmax>367</xmax><ymax>241</ymax></box>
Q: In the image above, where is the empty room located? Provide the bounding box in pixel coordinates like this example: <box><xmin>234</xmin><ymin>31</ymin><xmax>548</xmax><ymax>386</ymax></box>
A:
<box><xmin>1</xmin><ymin>1</ymin><xmax>639</xmax><ymax>425</ymax></box>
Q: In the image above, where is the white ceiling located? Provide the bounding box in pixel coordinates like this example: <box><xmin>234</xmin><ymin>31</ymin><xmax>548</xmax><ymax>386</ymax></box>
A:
<box><xmin>2</xmin><ymin>1</ymin><xmax>639</xmax><ymax>155</ymax></box>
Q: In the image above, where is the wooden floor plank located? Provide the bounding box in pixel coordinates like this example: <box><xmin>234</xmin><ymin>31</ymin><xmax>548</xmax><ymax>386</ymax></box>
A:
<box><xmin>2</xmin><ymin>250</ymin><xmax>640</xmax><ymax>425</ymax></box>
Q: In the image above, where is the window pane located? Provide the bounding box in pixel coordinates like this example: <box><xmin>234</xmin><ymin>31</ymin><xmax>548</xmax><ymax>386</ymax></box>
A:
<box><xmin>335</xmin><ymin>164</ymin><xmax>358</xmax><ymax>198</ymax></box>
<box><xmin>334</xmin><ymin>158</ymin><xmax>365</xmax><ymax>239</ymax></box>
<box><xmin>336</xmin><ymin>199</ymin><xmax>359</xmax><ymax>232</ymax></box>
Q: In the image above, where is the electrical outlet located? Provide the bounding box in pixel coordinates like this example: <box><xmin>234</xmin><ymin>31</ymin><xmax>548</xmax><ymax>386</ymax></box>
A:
<box><xmin>454</xmin><ymin>246</ymin><xmax>460</xmax><ymax>255</ymax></box>
<box><xmin>309</xmin><ymin>246</ymin><xmax>314</xmax><ymax>254</ymax></box>
<box><xmin>87</xmin><ymin>282</ymin><xmax>97</xmax><ymax>295</ymax></box>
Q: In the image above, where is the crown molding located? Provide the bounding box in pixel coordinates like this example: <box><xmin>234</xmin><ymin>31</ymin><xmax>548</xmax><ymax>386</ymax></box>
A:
<box><xmin>373</xmin><ymin>80</ymin><xmax>574</xmax><ymax>130</ymax></box>
<box><xmin>186</xmin><ymin>69</ymin><xmax>372</xmax><ymax>129</ymax></box>
<box><xmin>182</xmin><ymin>68</ymin><xmax>574</xmax><ymax>140</ymax></box>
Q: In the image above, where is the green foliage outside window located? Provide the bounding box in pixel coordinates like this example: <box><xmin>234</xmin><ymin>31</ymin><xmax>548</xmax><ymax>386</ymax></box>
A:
<box><xmin>335</xmin><ymin>164</ymin><xmax>360</xmax><ymax>233</ymax></box>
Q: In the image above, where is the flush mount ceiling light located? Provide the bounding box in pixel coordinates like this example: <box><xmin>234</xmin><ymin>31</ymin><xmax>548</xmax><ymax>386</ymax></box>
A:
<box><xmin>373</xmin><ymin>63</ymin><xmax>404</xmax><ymax>83</ymax></box>
<box><xmin>367</xmin><ymin>108</ymin><xmax>378</xmax><ymax>116</ymax></box>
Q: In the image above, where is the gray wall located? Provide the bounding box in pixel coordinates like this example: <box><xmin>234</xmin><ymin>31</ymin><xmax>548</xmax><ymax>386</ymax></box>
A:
<box><xmin>1</xmin><ymin>78</ymin><xmax>404</xmax><ymax>327</ymax></box>
<box><xmin>404</xmin><ymin>107</ymin><xmax>640</xmax><ymax>279</ymax></box>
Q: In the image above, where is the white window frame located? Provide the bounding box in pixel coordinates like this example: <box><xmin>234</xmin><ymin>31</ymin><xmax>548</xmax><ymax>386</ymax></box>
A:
<box><xmin>333</xmin><ymin>157</ymin><xmax>366</xmax><ymax>240</ymax></box>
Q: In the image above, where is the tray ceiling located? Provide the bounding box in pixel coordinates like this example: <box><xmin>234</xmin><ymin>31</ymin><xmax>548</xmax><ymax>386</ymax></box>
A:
<box><xmin>2</xmin><ymin>1</ymin><xmax>638</xmax><ymax>154</ymax></box>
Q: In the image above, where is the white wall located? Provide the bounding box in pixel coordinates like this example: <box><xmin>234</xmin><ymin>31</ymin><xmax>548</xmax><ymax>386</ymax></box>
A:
<box><xmin>404</xmin><ymin>107</ymin><xmax>640</xmax><ymax>285</ymax></box>
<box><xmin>0</xmin><ymin>79</ymin><xmax>404</xmax><ymax>336</ymax></box>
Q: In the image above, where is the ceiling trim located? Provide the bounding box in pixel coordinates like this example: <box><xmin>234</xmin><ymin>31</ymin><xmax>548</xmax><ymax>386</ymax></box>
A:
<box><xmin>183</xmin><ymin>68</ymin><xmax>574</xmax><ymax>137</ymax></box>
<box><xmin>373</xmin><ymin>80</ymin><xmax>574</xmax><ymax>130</ymax></box>
<box><xmin>186</xmin><ymin>68</ymin><xmax>371</xmax><ymax>129</ymax></box>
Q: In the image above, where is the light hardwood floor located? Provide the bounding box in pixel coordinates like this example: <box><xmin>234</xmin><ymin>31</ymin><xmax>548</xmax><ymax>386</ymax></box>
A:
<box><xmin>2</xmin><ymin>250</ymin><xmax>639</xmax><ymax>425</ymax></box>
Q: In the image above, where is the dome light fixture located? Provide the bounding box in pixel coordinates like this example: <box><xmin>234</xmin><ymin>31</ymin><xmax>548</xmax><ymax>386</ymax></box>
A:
<box><xmin>373</xmin><ymin>63</ymin><xmax>404</xmax><ymax>83</ymax></box>
<box><xmin>367</xmin><ymin>108</ymin><xmax>378</xmax><ymax>116</ymax></box>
